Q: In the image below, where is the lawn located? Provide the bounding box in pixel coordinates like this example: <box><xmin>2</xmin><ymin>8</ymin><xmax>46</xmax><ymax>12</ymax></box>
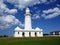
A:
<box><xmin>0</xmin><ymin>36</ymin><xmax>60</xmax><ymax>45</ymax></box>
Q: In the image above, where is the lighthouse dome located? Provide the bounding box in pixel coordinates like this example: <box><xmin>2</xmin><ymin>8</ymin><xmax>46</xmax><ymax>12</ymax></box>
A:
<box><xmin>26</xmin><ymin>8</ymin><xmax>30</xmax><ymax>13</ymax></box>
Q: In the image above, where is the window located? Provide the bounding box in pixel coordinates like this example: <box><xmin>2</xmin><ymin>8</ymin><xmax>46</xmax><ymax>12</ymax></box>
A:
<box><xmin>22</xmin><ymin>32</ymin><xmax>24</xmax><ymax>36</ymax></box>
<box><xmin>18</xmin><ymin>32</ymin><xmax>19</xmax><ymax>34</ymax></box>
<box><xmin>59</xmin><ymin>32</ymin><xmax>60</xmax><ymax>35</ymax></box>
<box><xmin>39</xmin><ymin>32</ymin><xmax>41</xmax><ymax>34</ymax></box>
<box><xmin>35</xmin><ymin>32</ymin><xmax>36</xmax><ymax>35</ymax></box>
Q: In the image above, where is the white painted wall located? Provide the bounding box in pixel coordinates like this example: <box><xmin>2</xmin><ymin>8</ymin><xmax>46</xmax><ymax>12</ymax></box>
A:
<box><xmin>25</xmin><ymin>15</ymin><xmax>32</xmax><ymax>30</ymax></box>
<box><xmin>36</xmin><ymin>32</ymin><xmax>43</xmax><ymax>37</ymax></box>
<box><xmin>19</xmin><ymin>32</ymin><xmax>23</xmax><ymax>37</ymax></box>
<box><xmin>14</xmin><ymin>31</ymin><xmax>43</xmax><ymax>37</ymax></box>
<box><xmin>24</xmin><ymin>32</ymin><xmax>29</xmax><ymax>37</ymax></box>
<box><xmin>14</xmin><ymin>32</ymin><xmax>19</xmax><ymax>37</ymax></box>
<box><xmin>31</xmin><ymin>32</ymin><xmax>35</xmax><ymax>37</ymax></box>
<box><xmin>14</xmin><ymin>32</ymin><xmax>23</xmax><ymax>37</ymax></box>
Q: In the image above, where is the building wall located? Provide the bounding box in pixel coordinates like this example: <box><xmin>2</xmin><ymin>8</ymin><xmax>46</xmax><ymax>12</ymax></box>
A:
<box><xmin>24</xmin><ymin>32</ymin><xmax>29</xmax><ymax>37</ymax></box>
<box><xmin>30</xmin><ymin>32</ymin><xmax>35</xmax><ymax>37</ymax></box>
<box><xmin>14</xmin><ymin>32</ymin><xmax>19</xmax><ymax>37</ymax></box>
<box><xmin>19</xmin><ymin>32</ymin><xmax>23</xmax><ymax>37</ymax></box>
<box><xmin>14</xmin><ymin>32</ymin><xmax>23</xmax><ymax>37</ymax></box>
<box><xmin>36</xmin><ymin>32</ymin><xmax>43</xmax><ymax>37</ymax></box>
<box><xmin>14</xmin><ymin>31</ymin><xmax>43</xmax><ymax>37</ymax></box>
<box><xmin>50</xmin><ymin>31</ymin><xmax>60</xmax><ymax>35</ymax></box>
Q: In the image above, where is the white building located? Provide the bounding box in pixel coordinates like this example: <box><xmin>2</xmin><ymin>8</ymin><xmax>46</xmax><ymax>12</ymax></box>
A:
<box><xmin>14</xmin><ymin>8</ymin><xmax>43</xmax><ymax>37</ymax></box>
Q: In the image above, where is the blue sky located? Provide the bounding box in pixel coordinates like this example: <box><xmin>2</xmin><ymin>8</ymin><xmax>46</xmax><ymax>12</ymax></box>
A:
<box><xmin>0</xmin><ymin>0</ymin><xmax>60</xmax><ymax>36</ymax></box>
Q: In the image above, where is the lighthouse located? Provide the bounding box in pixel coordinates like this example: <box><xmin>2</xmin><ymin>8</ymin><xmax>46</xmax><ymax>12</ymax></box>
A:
<box><xmin>14</xmin><ymin>8</ymin><xmax>43</xmax><ymax>37</ymax></box>
<box><xmin>25</xmin><ymin>8</ymin><xmax>32</xmax><ymax>30</ymax></box>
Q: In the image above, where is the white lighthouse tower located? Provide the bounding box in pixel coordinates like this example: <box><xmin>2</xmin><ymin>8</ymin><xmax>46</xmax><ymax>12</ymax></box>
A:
<box><xmin>25</xmin><ymin>8</ymin><xmax>32</xmax><ymax>30</ymax></box>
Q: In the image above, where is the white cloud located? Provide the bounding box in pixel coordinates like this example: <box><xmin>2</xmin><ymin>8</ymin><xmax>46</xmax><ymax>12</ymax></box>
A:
<box><xmin>0</xmin><ymin>0</ymin><xmax>17</xmax><ymax>15</ymax></box>
<box><xmin>42</xmin><ymin>7</ymin><xmax>60</xmax><ymax>19</ymax></box>
<box><xmin>5</xmin><ymin>0</ymin><xmax>56</xmax><ymax>9</ymax></box>
<box><xmin>32</xmin><ymin>14</ymin><xmax>40</xmax><ymax>19</ymax></box>
<box><xmin>0</xmin><ymin>0</ymin><xmax>24</xmax><ymax>30</ymax></box>
<box><xmin>0</xmin><ymin>1</ymin><xmax>7</xmax><ymax>15</ymax></box>
<box><xmin>0</xmin><ymin>0</ymin><xmax>56</xmax><ymax>10</ymax></box>
<box><xmin>40</xmin><ymin>0</ymin><xmax>47</xmax><ymax>3</ymax></box>
<box><xmin>0</xmin><ymin>0</ymin><xmax>57</xmax><ymax>30</ymax></box>
<box><xmin>0</xmin><ymin>15</ymin><xmax>24</xmax><ymax>30</ymax></box>
<box><xmin>57</xmin><ymin>4</ymin><xmax>60</xmax><ymax>7</ymax></box>
<box><xmin>5</xmin><ymin>9</ymin><xmax>17</xmax><ymax>14</ymax></box>
<box><xmin>43</xmin><ymin>7</ymin><xmax>59</xmax><ymax>14</ymax></box>
<box><xmin>15</xmin><ymin>0</ymin><xmax>41</xmax><ymax>9</ymax></box>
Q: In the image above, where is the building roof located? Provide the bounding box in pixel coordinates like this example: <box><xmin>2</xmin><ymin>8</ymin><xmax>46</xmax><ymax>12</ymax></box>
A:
<box><xmin>50</xmin><ymin>31</ymin><xmax>60</xmax><ymax>33</ymax></box>
<box><xmin>35</xmin><ymin>27</ymin><xmax>42</xmax><ymax>31</ymax></box>
<box><xmin>14</xmin><ymin>26</ymin><xmax>43</xmax><ymax>31</ymax></box>
<box><xmin>14</xmin><ymin>30</ymin><xmax>42</xmax><ymax>32</ymax></box>
<box><xmin>14</xmin><ymin>26</ymin><xmax>22</xmax><ymax>30</ymax></box>
<box><xmin>35</xmin><ymin>27</ymin><xmax>40</xmax><ymax>30</ymax></box>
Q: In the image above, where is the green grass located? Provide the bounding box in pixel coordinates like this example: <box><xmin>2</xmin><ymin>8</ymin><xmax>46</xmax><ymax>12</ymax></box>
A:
<box><xmin>0</xmin><ymin>37</ymin><xmax>60</xmax><ymax>45</ymax></box>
